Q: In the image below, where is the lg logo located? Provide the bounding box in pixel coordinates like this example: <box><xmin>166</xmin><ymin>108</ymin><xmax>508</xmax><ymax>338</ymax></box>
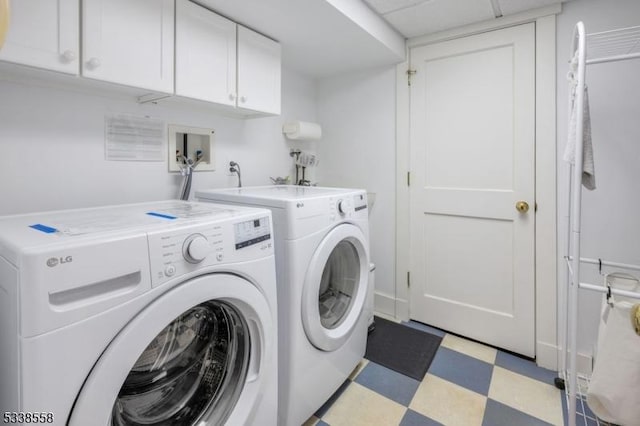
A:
<box><xmin>46</xmin><ymin>256</ymin><xmax>73</xmax><ymax>267</ymax></box>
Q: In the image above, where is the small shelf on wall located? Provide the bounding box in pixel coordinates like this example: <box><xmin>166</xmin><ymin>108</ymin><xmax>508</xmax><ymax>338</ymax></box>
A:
<box><xmin>585</xmin><ymin>25</ymin><xmax>640</xmax><ymax>64</ymax></box>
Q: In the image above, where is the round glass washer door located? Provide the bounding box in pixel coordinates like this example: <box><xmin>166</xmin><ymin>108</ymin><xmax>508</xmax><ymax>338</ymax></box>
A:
<box><xmin>69</xmin><ymin>274</ymin><xmax>273</xmax><ymax>426</ymax></box>
<box><xmin>112</xmin><ymin>301</ymin><xmax>249</xmax><ymax>426</ymax></box>
<box><xmin>302</xmin><ymin>224</ymin><xmax>369</xmax><ymax>352</ymax></box>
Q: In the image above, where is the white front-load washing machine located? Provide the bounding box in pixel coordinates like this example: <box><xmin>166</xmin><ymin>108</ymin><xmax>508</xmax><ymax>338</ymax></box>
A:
<box><xmin>0</xmin><ymin>201</ymin><xmax>278</xmax><ymax>426</ymax></box>
<box><xmin>196</xmin><ymin>186</ymin><xmax>371</xmax><ymax>426</ymax></box>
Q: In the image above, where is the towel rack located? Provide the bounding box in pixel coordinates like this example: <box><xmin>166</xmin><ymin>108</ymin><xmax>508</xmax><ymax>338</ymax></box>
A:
<box><xmin>561</xmin><ymin>21</ymin><xmax>640</xmax><ymax>426</ymax></box>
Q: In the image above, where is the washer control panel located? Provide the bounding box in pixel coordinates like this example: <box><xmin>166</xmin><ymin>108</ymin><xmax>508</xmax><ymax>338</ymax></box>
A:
<box><xmin>234</xmin><ymin>216</ymin><xmax>271</xmax><ymax>249</ymax></box>
<box><xmin>147</xmin><ymin>214</ymin><xmax>272</xmax><ymax>287</ymax></box>
<box><xmin>183</xmin><ymin>234</ymin><xmax>210</xmax><ymax>263</ymax></box>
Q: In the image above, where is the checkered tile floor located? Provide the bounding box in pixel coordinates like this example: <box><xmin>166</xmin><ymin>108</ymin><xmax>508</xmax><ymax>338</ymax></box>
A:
<box><xmin>303</xmin><ymin>320</ymin><xmax>589</xmax><ymax>426</ymax></box>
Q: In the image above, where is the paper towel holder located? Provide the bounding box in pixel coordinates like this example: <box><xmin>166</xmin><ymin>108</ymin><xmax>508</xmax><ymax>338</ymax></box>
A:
<box><xmin>282</xmin><ymin>121</ymin><xmax>322</xmax><ymax>141</ymax></box>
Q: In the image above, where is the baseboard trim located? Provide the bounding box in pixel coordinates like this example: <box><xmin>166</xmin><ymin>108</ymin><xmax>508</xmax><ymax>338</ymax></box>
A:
<box><xmin>395</xmin><ymin>298</ymin><xmax>409</xmax><ymax>321</ymax></box>
<box><xmin>374</xmin><ymin>292</ymin><xmax>396</xmax><ymax>318</ymax></box>
<box><xmin>537</xmin><ymin>342</ymin><xmax>593</xmax><ymax>375</ymax></box>
<box><xmin>536</xmin><ymin>341</ymin><xmax>558</xmax><ymax>370</ymax></box>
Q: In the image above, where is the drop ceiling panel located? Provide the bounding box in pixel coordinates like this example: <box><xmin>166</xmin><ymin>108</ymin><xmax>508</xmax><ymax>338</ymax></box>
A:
<box><xmin>383</xmin><ymin>0</ymin><xmax>495</xmax><ymax>38</ymax></box>
<box><xmin>364</xmin><ymin>0</ymin><xmax>433</xmax><ymax>15</ymax></box>
<box><xmin>497</xmin><ymin>0</ymin><xmax>563</xmax><ymax>16</ymax></box>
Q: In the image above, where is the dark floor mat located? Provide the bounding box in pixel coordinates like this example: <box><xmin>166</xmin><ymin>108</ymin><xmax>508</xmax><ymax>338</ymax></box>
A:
<box><xmin>365</xmin><ymin>316</ymin><xmax>442</xmax><ymax>381</ymax></box>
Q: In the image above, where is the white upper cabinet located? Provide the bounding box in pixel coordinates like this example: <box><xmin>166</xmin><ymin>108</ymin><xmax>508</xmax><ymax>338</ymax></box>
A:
<box><xmin>0</xmin><ymin>0</ymin><xmax>280</xmax><ymax>116</ymax></box>
<box><xmin>175</xmin><ymin>0</ymin><xmax>236</xmax><ymax>106</ymax></box>
<box><xmin>0</xmin><ymin>0</ymin><xmax>79</xmax><ymax>74</ymax></box>
<box><xmin>237</xmin><ymin>26</ymin><xmax>281</xmax><ymax>115</ymax></box>
<box><xmin>175</xmin><ymin>2</ymin><xmax>281</xmax><ymax>115</ymax></box>
<box><xmin>82</xmin><ymin>0</ymin><xmax>174</xmax><ymax>93</ymax></box>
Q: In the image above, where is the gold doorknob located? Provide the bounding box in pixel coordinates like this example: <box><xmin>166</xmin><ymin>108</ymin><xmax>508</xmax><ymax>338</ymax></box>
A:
<box><xmin>516</xmin><ymin>201</ymin><xmax>529</xmax><ymax>213</ymax></box>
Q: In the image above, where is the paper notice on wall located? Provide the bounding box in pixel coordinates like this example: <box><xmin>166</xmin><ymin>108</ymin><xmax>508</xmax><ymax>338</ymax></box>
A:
<box><xmin>105</xmin><ymin>114</ymin><xmax>164</xmax><ymax>161</ymax></box>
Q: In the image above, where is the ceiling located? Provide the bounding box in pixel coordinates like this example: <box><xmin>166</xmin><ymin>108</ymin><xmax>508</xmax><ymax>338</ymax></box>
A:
<box><xmin>192</xmin><ymin>0</ymin><xmax>568</xmax><ymax>80</ymax></box>
<box><xmin>363</xmin><ymin>0</ymin><xmax>567</xmax><ymax>38</ymax></box>
<box><xmin>193</xmin><ymin>0</ymin><xmax>405</xmax><ymax>79</ymax></box>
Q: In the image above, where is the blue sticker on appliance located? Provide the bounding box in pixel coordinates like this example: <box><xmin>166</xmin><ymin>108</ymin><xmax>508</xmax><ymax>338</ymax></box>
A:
<box><xmin>146</xmin><ymin>212</ymin><xmax>178</xmax><ymax>220</ymax></box>
<box><xmin>29</xmin><ymin>224</ymin><xmax>58</xmax><ymax>233</ymax></box>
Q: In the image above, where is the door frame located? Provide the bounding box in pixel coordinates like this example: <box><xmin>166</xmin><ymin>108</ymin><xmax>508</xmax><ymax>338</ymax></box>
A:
<box><xmin>395</xmin><ymin>6</ymin><xmax>559</xmax><ymax>369</ymax></box>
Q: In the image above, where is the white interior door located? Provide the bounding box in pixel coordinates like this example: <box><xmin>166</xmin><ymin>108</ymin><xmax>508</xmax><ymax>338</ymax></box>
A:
<box><xmin>409</xmin><ymin>23</ymin><xmax>536</xmax><ymax>357</ymax></box>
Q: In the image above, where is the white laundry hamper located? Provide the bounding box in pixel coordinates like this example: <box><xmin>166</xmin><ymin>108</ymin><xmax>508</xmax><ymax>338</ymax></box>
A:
<box><xmin>587</xmin><ymin>274</ymin><xmax>640</xmax><ymax>426</ymax></box>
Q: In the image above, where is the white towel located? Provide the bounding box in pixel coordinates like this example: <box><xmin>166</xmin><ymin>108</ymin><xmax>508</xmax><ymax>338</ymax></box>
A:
<box><xmin>587</xmin><ymin>301</ymin><xmax>640</xmax><ymax>425</ymax></box>
<box><xmin>563</xmin><ymin>85</ymin><xmax>596</xmax><ymax>190</ymax></box>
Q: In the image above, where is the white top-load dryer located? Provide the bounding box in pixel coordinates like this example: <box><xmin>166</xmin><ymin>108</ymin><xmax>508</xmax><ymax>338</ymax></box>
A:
<box><xmin>196</xmin><ymin>186</ymin><xmax>371</xmax><ymax>426</ymax></box>
<box><xmin>0</xmin><ymin>201</ymin><xmax>278</xmax><ymax>426</ymax></box>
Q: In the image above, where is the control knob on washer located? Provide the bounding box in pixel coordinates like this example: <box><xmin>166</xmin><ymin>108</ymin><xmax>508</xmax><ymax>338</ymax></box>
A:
<box><xmin>183</xmin><ymin>235</ymin><xmax>210</xmax><ymax>263</ymax></box>
<box><xmin>337</xmin><ymin>200</ymin><xmax>346</xmax><ymax>215</ymax></box>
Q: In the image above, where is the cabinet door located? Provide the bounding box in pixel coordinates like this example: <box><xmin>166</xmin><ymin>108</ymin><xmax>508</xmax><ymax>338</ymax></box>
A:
<box><xmin>0</xmin><ymin>0</ymin><xmax>79</xmax><ymax>74</ymax></box>
<box><xmin>82</xmin><ymin>0</ymin><xmax>174</xmax><ymax>93</ymax></box>
<box><xmin>237</xmin><ymin>26</ymin><xmax>281</xmax><ymax>115</ymax></box>
<box><xmin>175</xmin><ymin>0</ymin><xmax>236</xmax><ymax>105</ymax></box>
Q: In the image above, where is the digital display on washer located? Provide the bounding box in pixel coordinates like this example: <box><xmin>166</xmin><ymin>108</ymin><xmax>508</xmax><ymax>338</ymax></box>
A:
<box><xmin>234</xmin><ymin>216</ymin><xmax>271</xmax><ymax>249</ymax></box>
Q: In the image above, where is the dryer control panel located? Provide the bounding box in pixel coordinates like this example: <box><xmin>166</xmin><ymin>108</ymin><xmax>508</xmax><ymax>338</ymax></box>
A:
<box><xmin>147</xmin><ymin>214</ymin><xmax>272</xmax><ymax>287</ymax></box>
<box><xmin>330</xmin><ymin>197</ymin><xmax>352</xmax><ymax>221</ymax></box>
<box><xmin>353</xmin><ymin>193</ymin><xmax>368</xmax><ymax>212</ymax></box>
<box><xmin>329</xmin><ymin>192</ymin><xmax>367</xmax><ymax>223</ymax></box>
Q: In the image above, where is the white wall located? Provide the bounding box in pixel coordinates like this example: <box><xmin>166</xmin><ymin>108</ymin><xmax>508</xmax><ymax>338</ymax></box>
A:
<box><xmin>315</xmin><ymin>66</ymin><xmax>397</xmax><ymax>316</ymax></box>
<box><xmin>0</xmin><ymin>68</ymin><xmax>317</xmax><ymax>215</ymax></box>
<box><xmin>557</xmin><ymin>0</ymin><xmax>640</xmax><ymax>367</ymax></box>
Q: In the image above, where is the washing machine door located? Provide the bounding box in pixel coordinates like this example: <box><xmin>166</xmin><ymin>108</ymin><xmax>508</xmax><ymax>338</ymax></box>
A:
<box><xmin>302</xmin><ymin>223</ymin><xmax>369</xmax><ymax>351</ymax></box>
<box><xmin>69</xmin><ymin>273</ymin><xmax>273</xmax><ymax>426</ymax></box>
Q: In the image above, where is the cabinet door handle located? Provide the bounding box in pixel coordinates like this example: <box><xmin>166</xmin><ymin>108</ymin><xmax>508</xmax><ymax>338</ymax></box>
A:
<box><xmin>240</xmin><ymin>96</ymin><xmax>247</xmax><ymax>103</ymax></box>
<box><xmin>60</xmin><ymin>50</ymin><xmax>76</xmax><ymax>63</ymax></box>
<box><xmin>86</xmin><ymin>57</ymin><xmax>101</xmax><ymax>70</ymax></box>
<box><xmin>228</xmin><ymin>93</ymin><xmax>236</xmax><ymax>101</ymax></box>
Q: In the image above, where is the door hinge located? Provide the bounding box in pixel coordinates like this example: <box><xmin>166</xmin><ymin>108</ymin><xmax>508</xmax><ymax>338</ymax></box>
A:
<box><xmin>407</xmin><ymin>171</ymin><xmax>411</xmax><ymax>186</ymax></box>
<box><xmin>407</xmin><ymin>69</ymin><xmax>417</xmax><ymax>86</ymax></box>
<box><xmin>407</xmin><ymin>271</ymin><xmax>411</xmax><ymax>288</ymax></box>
